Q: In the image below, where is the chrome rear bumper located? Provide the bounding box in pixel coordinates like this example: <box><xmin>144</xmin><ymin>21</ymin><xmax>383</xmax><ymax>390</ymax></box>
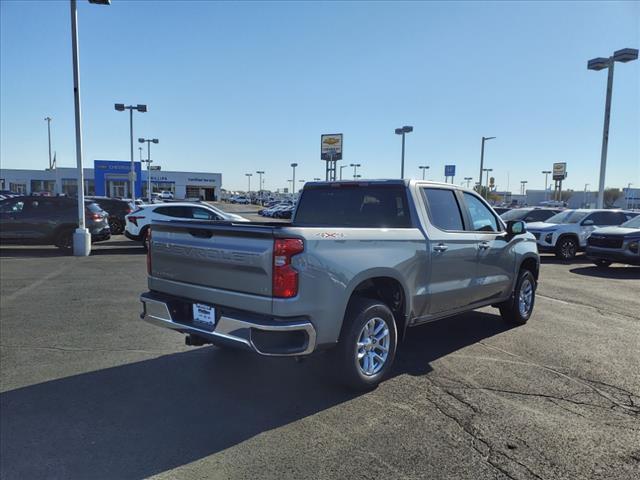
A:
<box><xmin>140</xmin><ymin>293</ymin><xmax>316</xmax><ymax>356</ymax></box>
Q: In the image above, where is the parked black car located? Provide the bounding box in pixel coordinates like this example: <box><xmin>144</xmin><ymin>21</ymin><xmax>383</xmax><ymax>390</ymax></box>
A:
<box><xmin>0</xmin><ymin>196</ymin><xmax>110</xmax><ymax>250</ymax></box>
<box><xmin>500</xmin><ymin>207</ymin><xmax>561</xmax><ymax>224</ymax></box>
<box><xmin>86</xmin><ymin>196</ymin><xmax>134</xmax><ymax>235</ymax></box>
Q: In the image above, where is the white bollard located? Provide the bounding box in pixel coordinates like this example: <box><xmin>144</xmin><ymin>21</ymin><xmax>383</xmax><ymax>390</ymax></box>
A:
<box><xmin>73</xmin><ymin>228</ymin><xmax>91</xmax><ymax>256</ymax></box>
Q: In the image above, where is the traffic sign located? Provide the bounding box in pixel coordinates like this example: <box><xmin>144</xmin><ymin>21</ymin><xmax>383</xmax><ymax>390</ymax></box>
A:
<box><xmin>444</xmin><ymin>165</ymin><xmax>456</xmax><ymax>177</ymax></box>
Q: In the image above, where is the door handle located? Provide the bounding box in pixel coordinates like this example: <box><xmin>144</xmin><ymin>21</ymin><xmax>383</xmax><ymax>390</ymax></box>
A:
<box><xmin>433</xmin><ymin>243</ymin><xmax>448</xmax><ymax>252</ymax></box>
<box><xmin>478</xmin><ymin>241</ymin><xmax>490</xmax><ymax>250</ymax></box>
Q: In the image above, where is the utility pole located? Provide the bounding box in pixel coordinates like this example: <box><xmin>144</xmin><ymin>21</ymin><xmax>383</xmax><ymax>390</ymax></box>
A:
<box><xmin>44</xmin><ymin>117</ymin><xmax>53</xmax><ymax>169</ymax></box>
<box><xmin>478</xmin><ymin>136</ymin><xmax>495</xmax><ymax>196</ymax></box>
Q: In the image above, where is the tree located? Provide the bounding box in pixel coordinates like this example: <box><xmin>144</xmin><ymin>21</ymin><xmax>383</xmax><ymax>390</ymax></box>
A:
<box><xmin>603</xmin><ymin>188</ymin><xmax>622</xmax><ymax>208</ymax></box>
<box><xmin>560</xmin><ymin>190</ymin><xmax>573</xmax><ymax>202</ymax></box>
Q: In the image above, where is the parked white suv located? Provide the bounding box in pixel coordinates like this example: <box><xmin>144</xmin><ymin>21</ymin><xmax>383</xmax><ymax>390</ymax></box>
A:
<box><xmin>125</xmin><ymin>202</ymin><xmax>249</xmax><ymax>248</ymax></box>
<box><xmin>159</xmin><ymin>191</ymin><xmax>174</xmax><ymax>200</ymax></box>
<box><xmin>527</xmin><ymin>209</ymin><xmax>633</xmax><ymax>260</ymax></box>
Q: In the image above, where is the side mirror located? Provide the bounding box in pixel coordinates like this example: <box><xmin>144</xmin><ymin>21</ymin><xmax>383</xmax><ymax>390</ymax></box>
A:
<box><xmin>582</xmin><ymin>219</ymin><xmax>594</xmax><ymax>226</ymax></box>
<box><xmin>507</xmin><ymin>220</ymin><xmax>526</xmax><ymax>236</ymax></box>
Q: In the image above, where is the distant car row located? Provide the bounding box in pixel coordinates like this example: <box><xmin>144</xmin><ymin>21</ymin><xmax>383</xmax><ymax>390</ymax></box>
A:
<box><xmin>497</xmin><ymin>207</ymin><xmax>638</xmax><ymax>266</ymax></box>
<box><xmin>258</xmin><ymin>201</ymin><xmax>295</xmax><ymax>219</ymax></box>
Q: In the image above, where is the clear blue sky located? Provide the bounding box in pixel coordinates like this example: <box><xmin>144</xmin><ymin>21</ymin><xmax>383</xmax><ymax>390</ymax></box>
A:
<box><xmin>1</xmin><ymin>0</ymin><xmax>638</xmax><ymax>192</ymax></box>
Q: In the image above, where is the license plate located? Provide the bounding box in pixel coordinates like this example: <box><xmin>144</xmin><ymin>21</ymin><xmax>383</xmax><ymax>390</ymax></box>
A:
<box><xmin>192</xmin><ymin>303</ymin><xmax>216</xmax><ymax>328</ymax></box>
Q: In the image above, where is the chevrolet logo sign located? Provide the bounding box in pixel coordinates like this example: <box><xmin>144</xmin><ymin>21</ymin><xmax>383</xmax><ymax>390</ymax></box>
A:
<box><xmin>323</xmin><ymin>138</ymin><xmax>340</xmax><ymax>145</ymax></box>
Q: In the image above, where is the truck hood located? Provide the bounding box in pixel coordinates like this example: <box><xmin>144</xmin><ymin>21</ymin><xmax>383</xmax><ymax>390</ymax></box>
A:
<box><xmin>591</xmin><ymin>226</ymin><xmax>640</xmax><ymax>238</ymax></box>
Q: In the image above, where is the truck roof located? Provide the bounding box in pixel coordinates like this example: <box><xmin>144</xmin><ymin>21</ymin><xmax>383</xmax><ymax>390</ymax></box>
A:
<box><xmin>303</xmin><ymin>179</ymin><xmax>470</xmax><ymax>190</ymax></box>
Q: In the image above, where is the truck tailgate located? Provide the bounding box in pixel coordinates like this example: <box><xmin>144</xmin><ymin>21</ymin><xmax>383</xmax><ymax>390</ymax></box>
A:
<box><xmin>149</xmin><ymin>220</ymin><xmax>275</xmax><ymax>297</ymax></box>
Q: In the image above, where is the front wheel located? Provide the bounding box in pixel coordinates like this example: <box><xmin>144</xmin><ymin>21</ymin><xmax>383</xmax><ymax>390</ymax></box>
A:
<box><xmin>499</xmin><ymin>269</ymin><xmax>536</xmax><ymax>325</ymax></box>
<box><xmin>555</xmin><ymin>237</ymin><xmax>578</xmax><ymax>260</ymax></box>
<box><xmin>54</xmin><ymin>229</ymin><xmax>74</xmax><ymax>252</ymax></box>
<box><xmin>333</xmin><ymin>298</ymin><xmax>397</xmax><ymax>391</ymax></box>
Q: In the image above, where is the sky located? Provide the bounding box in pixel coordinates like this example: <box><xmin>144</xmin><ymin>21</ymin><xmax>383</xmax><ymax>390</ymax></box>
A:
<box><xmin>1</xmin><ymin>0</ymin><xmax>639</xmax><ymax>193</ymax></box>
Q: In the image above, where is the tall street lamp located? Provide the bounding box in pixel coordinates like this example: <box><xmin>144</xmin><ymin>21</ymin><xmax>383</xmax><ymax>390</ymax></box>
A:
<box><xmin>419</xmin><ymin>165</ymin><xmax>429</xmax><ymax>180</ymax></box>
<box><xmin>588</xmin><ymin>48</ymin><xmax>638</xmax><ymax>208</ymax></box>
<box><xmin>245</xmin><ymin>173</ymin><xmax>252</xmax><ymax>194</ymax></box>
<box><xmin>44</xmin><ymin>116</ymin><xmax>53</xmax><ymax>169</ymax></box>
<box><xmin>520</xmin><ymin>180</ymin><xmax>528</xmax><ymax>196</ymax></box>
<box><xmin>290</xmin><ymin>163</ymin><xmax>298</xmax><ymax>194</ymax></box>
<box><xmin>395</xmin><ymin>126</ymin><xmax>413</xmax><ymax>178</ymax></box>
<box><xmin>478</xmin><ymin>136</ymin><xmax>496</xmax><ymax>197</ymax></box>
<box><xmin>483</xmin><ymin>168</ymin><xmax>493</xmax><ymax>194</ymax></box>
<box><xmin>138</xmin><ymin>137</ymin><xmax>158</xmax><ymax>202</ymax></box>
<box><xmin>464</xmin><ymin>177</ymin><xmax>473</xmax><ymax>188</ymax></box>
<box><xmin>70</xmin><ymin>0</ymin><xmax>110</xmax><ymax>256</ymax></box>
<box><xmin>256</xmin><ymin>170</ymin><xmax>265</xmax><ymax>194</ymax></box>
<box><xmin>542</xmin><ymin>170</ymin><xmax>551</xmax><ymax>201</ymax></box>
<box><xmin>583</xmin><ymin>183</ymin><xmax>590</xmax><ymax>208</ymax></box>
<box><xmin>339</xmin><ymin>165</ymin><xmax>348</xmax><ymax>180</ymax></box>
<box><xmin>115</xmin><ymin>102</ymin><xmax>147</xmax><ymax>202</ymax></box>
<box><xmin>350</xmin><ymin>163</ymin><xmax>361</xmax><ymax>179</ymax></box>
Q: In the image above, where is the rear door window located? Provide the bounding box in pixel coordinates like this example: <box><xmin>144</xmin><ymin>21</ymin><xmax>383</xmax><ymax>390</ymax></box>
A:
<box><xmin>155</xmin><ymin>206</ymin><xmax>188</xmax><ymax>218</ymax></box>
<box><xmin>589</xmin><ymin>211</ymin><xmax>625</xmax><ymax>226</ymax></box>
<box><xmin>190</xmin><ymin>207</ymin><xmax>221</xmax><ymax>220</ymax></box>
<box><xmin>422</xmin><ymin>188</ymin><xmax>464</xmax><ymax>231</ymax></box>
<box><xmin>294</xmin><ymin>184</ymin><xmax>412</xmax><ymax>227</ymax></box>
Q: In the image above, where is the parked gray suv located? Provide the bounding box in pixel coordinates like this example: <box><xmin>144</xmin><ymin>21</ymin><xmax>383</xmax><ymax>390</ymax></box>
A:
<box><xmin>140</xmin><ymin>180</ymin><xmax>539</xmax><ymax>389</ymax></box>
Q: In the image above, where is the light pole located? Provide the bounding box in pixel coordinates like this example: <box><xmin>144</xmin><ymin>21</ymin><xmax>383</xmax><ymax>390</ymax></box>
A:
<box><xmin>588</xmin><ymin>48</ymin><xmax>638</xmax><ymax>208</ymax></box>
<box><xmin>464</xmin><ymin>177</ymin><xmax>473</xmax><ymax>188</ymax></box>
<box><xmin>419</xmin><ymin>165</ymin><xmax>429</xmax><ymax>180</ymax></box>
<box><xmin>245</xmin><ymin>173</ymin><xmax>252</xmax><ymax>194</ymax></box>
<box><xmin>256</xmin><ymin>170</ymin><xmax>265</xmax><ymax>196</ymax></box>
<box><xmin>339</xmin><ymin>165</ymin><xmax>347</xmax><ymax>180</ymax></box>
<box><xmin>70</xmin><ymin>0</ymin><xmax>110</xmax><ymax>256</ymax></box>
<box><xmin>115</xmin><ymin>102</ymin><xmax>147</xmax><ymax>202</ymax></box>
<box><xmin>138</xmin><ymin>138</ymin><xmax>158</xmax><ymax>202</ymax></box>
<box><xmin>483</xmin><ymin>168</ymin><xmax>493</xmax><ymax>194</ymax></box>
<box><xmin>350</xmin><ymin>163</ymin><xmax>361</xmax><ymax>179</ymax></box>
<box><xmin>478</xmin><ymin>136</ymin><xmax>496</xmax><ymax>197</ymax></box>
<box><xmin>542</xmin><ymin>170</ymin><xmax>551</xmax><ymax>201</ymax></box>
<box><xmin>290</xmin><ymin>163</ymin><xmax>298</xmax><ymax>194</ymax></box>
<box><xmin>584</xmin><ymin>183</ymin><xmax>590</xmax><ymax>208</ymax></box>
<box><xmin>627</xmin><ymin>183</ymin><xmax>633</xmax><ymax>209</ymax></box>
<box><xmin>395</xmin><ymin>126</ymin><xmax>413</xmax><ymax>178</ymax></box>
<box><xmin>44</xmin><ymin>116</ymin><xmax>53</xmax><ymax>169</ymax></box>
<box><xmin>138</xmin><ymin>146</ymin><xmax>143</xmax><ymax>161</ymax></box>
<box><xmin>520</xmin><ymin>180</ymin><xmax>528</xmax><ymax>196</ymax></box>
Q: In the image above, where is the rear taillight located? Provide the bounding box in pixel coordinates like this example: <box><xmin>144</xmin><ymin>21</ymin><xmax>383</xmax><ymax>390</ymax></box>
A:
<box><xmin>85</xmin><ymin>209</ymin><xmax>102</xmax><ymax>220</ymax></box>
<box><xmin>272</xmin><ymin>238</ymin><xmax>304</xmax><ymax>298</ymax></box>
<box><xmin>146</xmin><ymin>228</ymin><xmax>152</xmax><ymax>275</ymax></box>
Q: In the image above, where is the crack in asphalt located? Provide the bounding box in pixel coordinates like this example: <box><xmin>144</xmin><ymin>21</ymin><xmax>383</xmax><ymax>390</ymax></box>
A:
<box><xmin>422</xmin><ymin>376</ymin><xmax>545</xmax><ymax>480</ymax></box>
<box><xmin>536</xmin><ymin>293</ymin><xmax>638</xmax><ymax>321</ymax></box>
<box><xmin>477</xmin><ymin>342</ymin><xmax>640</xmax><ymax>414</ymax></box>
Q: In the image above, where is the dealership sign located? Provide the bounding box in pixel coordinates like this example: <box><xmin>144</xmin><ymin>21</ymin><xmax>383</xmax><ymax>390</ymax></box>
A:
<box><xmin>444</xmin><ymin>165</ymin><xmax>456</xmax><ymax>177</ymax></box>
<box><xmin>553</xmin><ymin>162</ymin><xmax>567</xmax><ymax>180</ymax></box>
<box><xmin>321</xmin><ymin>134</ymin><xmax>343</xmax><ymax>161</ymax></box>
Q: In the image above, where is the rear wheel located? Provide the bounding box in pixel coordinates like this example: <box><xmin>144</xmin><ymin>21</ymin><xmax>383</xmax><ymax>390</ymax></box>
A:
<box><xmin>555</xmin><ymin>236</ymin><xmax>578</xmax><ymax>260</ymax></box>
<box><xmin>499</xmin><ymin>269</ymin><xmax>536</xmax><ymax>325</ymax></box>
<box><xmin>108</xmin><ymin>217</ymin><xmax>124</xmax><ymax>235</ymax></box>
<box><xmin>141</xmin><ymin>227</ymin><xmax>150</xmax><ymax>251</ymax></box>
<box><xmin>54</xmin><ymin>229</ymin><xmax>74</xmax><ymax>252</ymax></box>
<box><xmin>333</xmin><ymin>298</ymin><xmax>397</xmax><ymax>391</ymax></box>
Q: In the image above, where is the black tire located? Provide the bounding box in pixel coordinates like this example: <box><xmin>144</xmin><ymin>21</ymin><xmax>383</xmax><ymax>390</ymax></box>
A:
<box><xmin>140</xmin><ymin>227</ymin><xmax>150</xmax><ymax>251</ymax></box>
<box><xmin>593</xmin><ymin>259</ymin><xmax>612</xmax><ymax>268</ymax></box>
<box><xmin>499</xmin><ymin>269</ymin><xmax>536</xmax><ymax>325</ymax></box>
<box><xmin>333</xmin><ymin>298</ymin><xmax>398</xmax><ymax>391</ymax></box>
<box><xmin>109</xmin><ymin>217</ymin><xmax>124</xmax><ymax>235</ymax></box>
<box><xmin>555</xmin><ymin>236</ymin><xmax>578</xmax><ymax>260</ymax></box>
<box><xmin>54</xmin><ymin>229</ymin><xmax>74</xmax><ymax>252</ymax></box>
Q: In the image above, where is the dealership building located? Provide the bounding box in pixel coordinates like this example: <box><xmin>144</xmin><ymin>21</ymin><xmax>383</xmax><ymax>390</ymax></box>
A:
<box><xmin>0</xmin><ymin>160</ymin><xmax>222</xmax><ymax>200</ymax></box>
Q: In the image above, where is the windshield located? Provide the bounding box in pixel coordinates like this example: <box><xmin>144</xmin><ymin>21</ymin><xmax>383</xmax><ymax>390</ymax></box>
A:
<box><xmin>622</xmin><ymin>215</ymin><xmax>640</xmax><ymax>228</ymax></box>
<box><xmin>501</xmin><ymin>208</ymin><xmax>528</xmax><ymax>221</ymax></box>
<box><xmin>546</xmin><ymin>210</ymin><xmax>588</xmax><ymax>224</ymax></box>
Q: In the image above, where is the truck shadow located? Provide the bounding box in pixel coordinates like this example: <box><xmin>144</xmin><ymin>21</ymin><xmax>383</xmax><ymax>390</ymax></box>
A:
<box><xmin>570</xmin><ymin>265</ymin><xmax>640</xmax><ymax>279</ymax></box>
<box><xmin>0</xmin><ymin>311</ymin><xmax>508</xmax><ymax>479</ymax></box>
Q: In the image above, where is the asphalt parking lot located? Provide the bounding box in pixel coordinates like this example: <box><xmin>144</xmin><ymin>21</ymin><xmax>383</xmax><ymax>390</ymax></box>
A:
<box><xmin>1</xmin><ymin>236</ymin><xmax>639</xmax><ymax>479</ymax></box>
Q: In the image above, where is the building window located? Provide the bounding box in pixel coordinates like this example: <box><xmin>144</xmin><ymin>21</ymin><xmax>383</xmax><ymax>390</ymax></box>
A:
<box><xmin>84</xmin><ymin>179</ymin><xmax>95</xmax><ymax>196</ymax></box>
<box><xmin>9</xmin><ymin>183</ymin><xmax>26</xmax><ymax>194</ymax></box>
<box><xmin>62</xmin><ymin>178</ymin><xmax>78</xmax><ymax>196</ymax></box>
<box><xmin>30</xmin><ymin>180</ymin><xmax>55</xmax><ymax>194</ymax></box>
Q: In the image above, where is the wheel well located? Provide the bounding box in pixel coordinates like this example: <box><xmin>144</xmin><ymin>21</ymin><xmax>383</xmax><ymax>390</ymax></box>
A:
<box><xmin>346</xmin><ymin>277</ymin><xmax>407</xmax><ymax>339</ymax></box>
<box><xmin>520</xmin><ymin>257</ymin><xmax>539</xmax><ymax>280</ymax></box>
<box><xmin>557</xmin><ymin>233</ymin><xmax>578</xmax><ymax>244</ymax></box>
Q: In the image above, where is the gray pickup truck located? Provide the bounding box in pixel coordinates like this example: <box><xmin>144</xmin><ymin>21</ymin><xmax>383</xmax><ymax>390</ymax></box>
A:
<box><xmin>140</xmin><ymin>180</ymin><xmax>539</xmax><ymax>389</ymax></box>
